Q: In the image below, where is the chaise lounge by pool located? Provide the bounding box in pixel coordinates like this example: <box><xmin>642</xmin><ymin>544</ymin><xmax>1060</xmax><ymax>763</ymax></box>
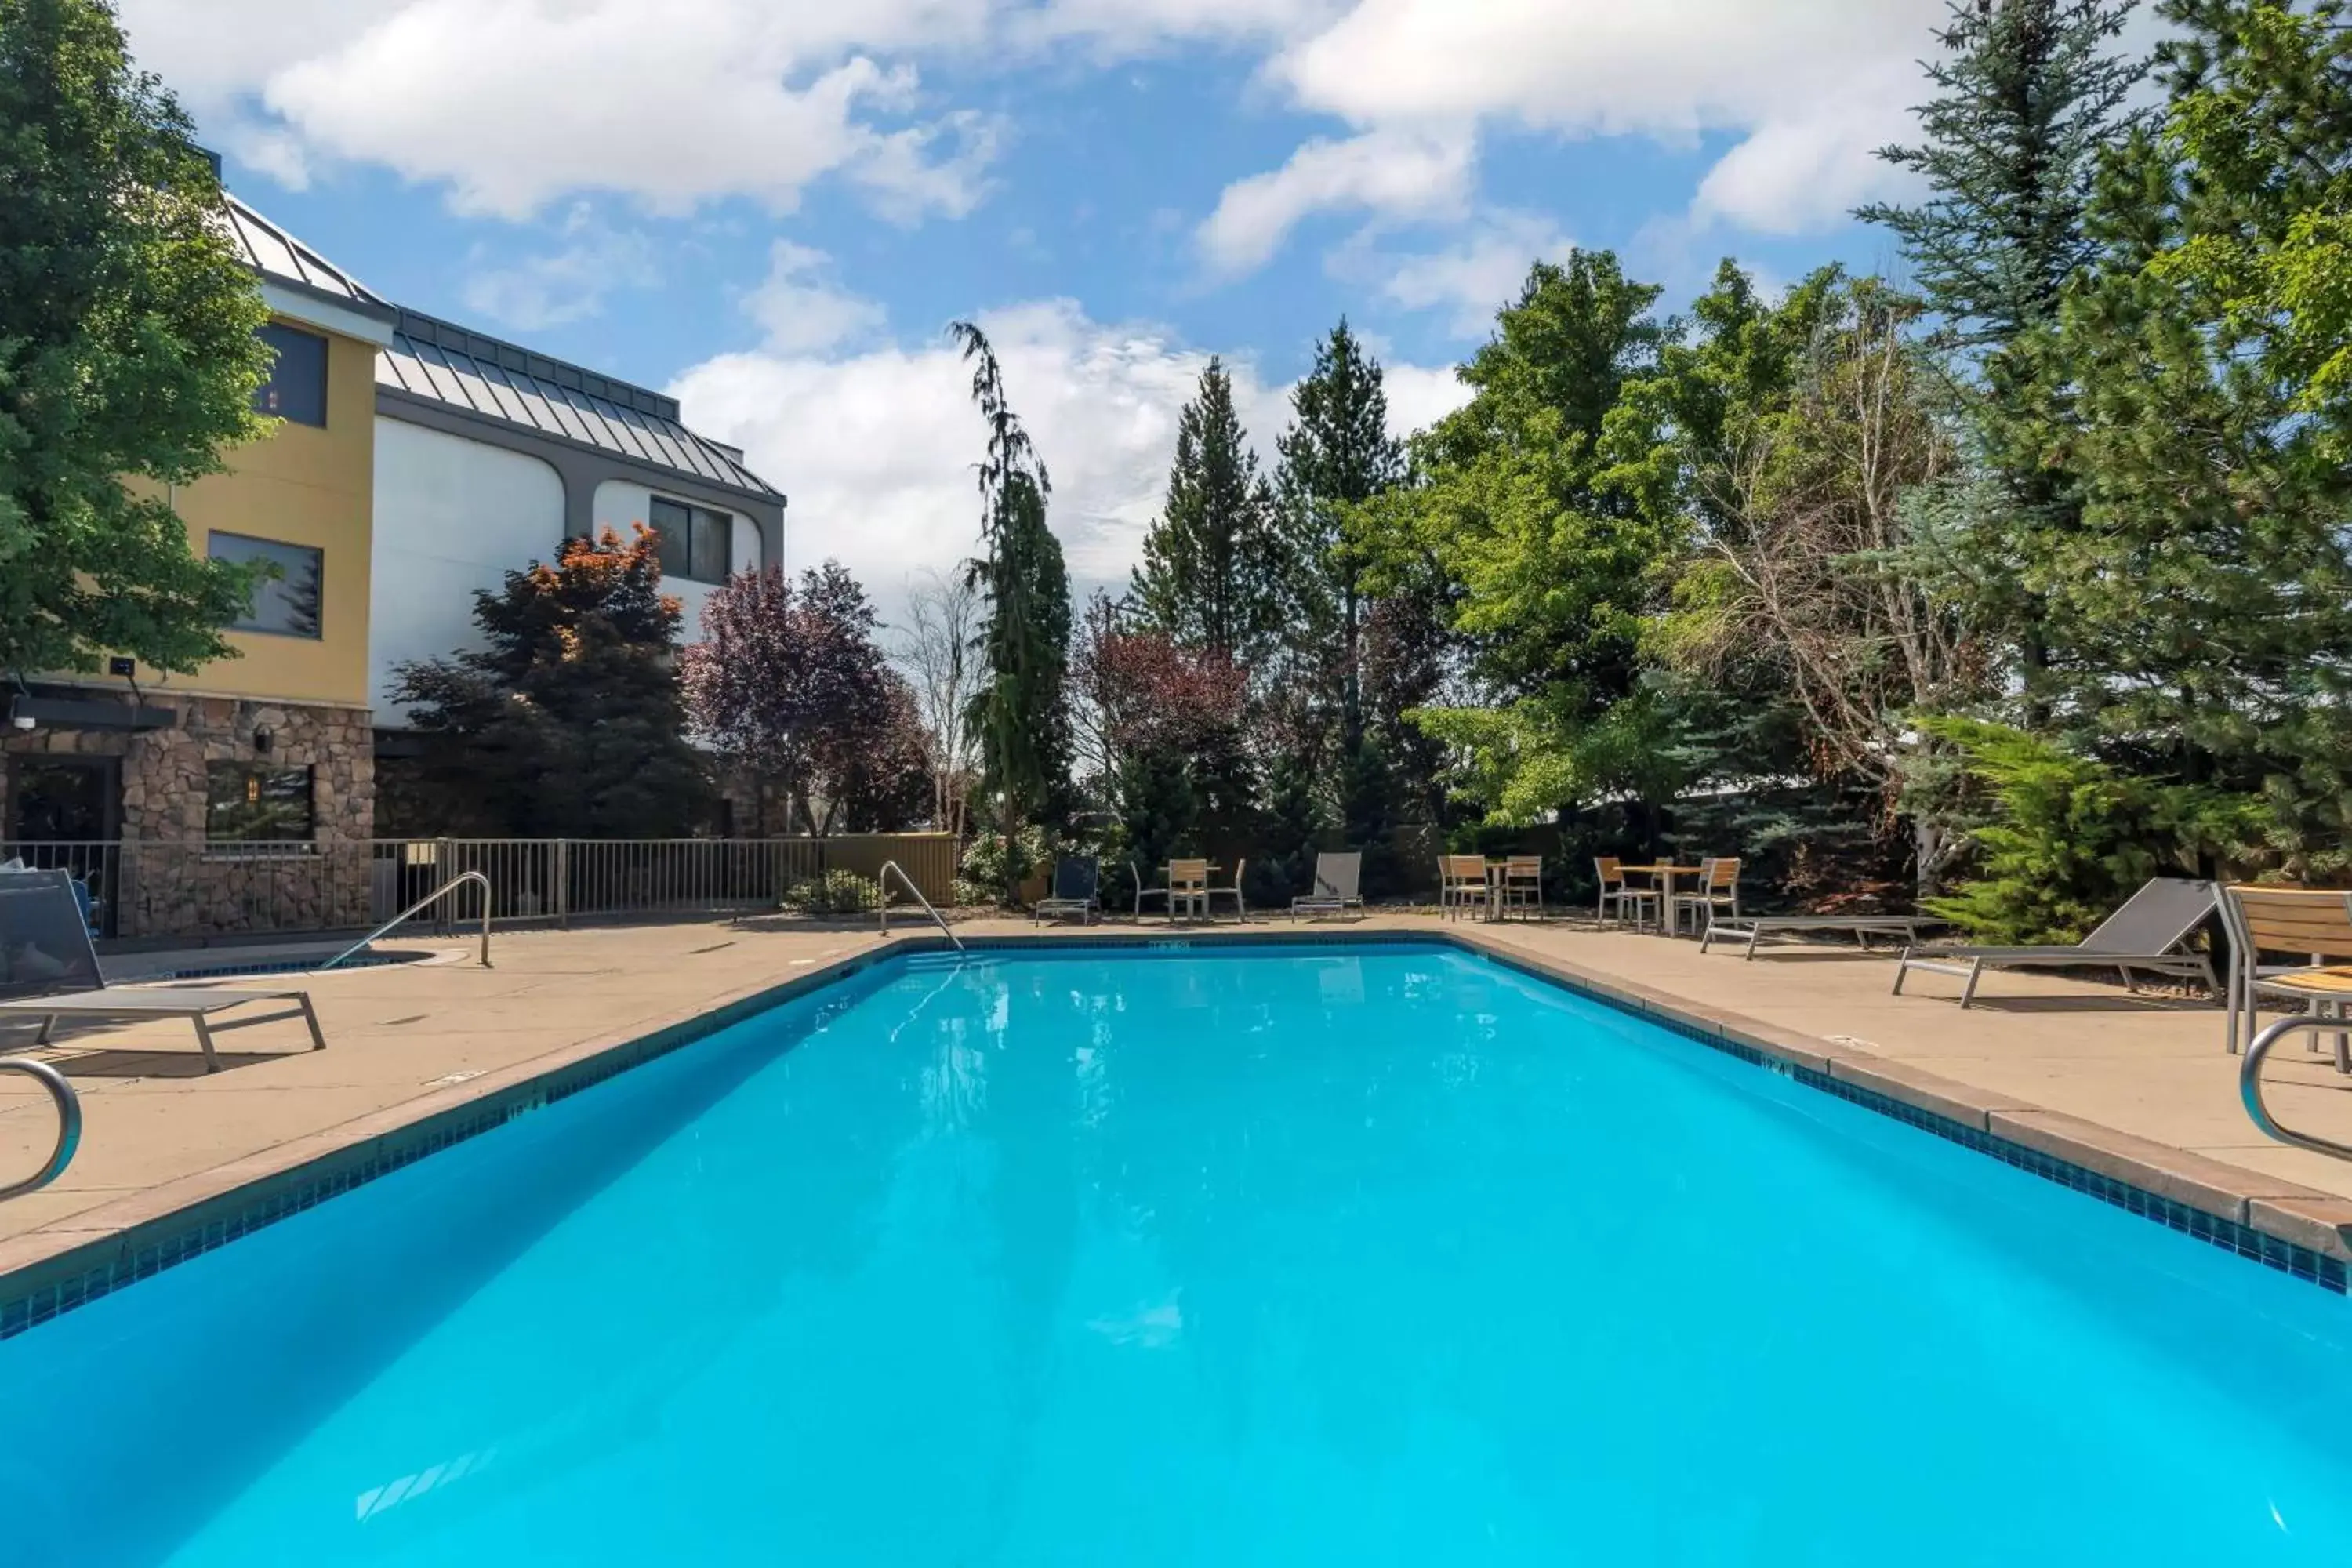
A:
<box><xmin>3</xmin><ymin>939</ymin><xmax>2350</xmax><ymax>1563</ymax></box>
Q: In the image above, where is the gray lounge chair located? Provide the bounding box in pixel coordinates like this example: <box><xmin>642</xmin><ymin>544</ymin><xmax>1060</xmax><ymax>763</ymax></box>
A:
<box><xmin>1292</xmin><ymin>852</ymin><xmax>1364</xmax><ymax>920</ymax></box>
<box><xmin>1893</xmin><ymin>877</ymin><xmax>2220</xmax><ymax>1007</ymax></box>
<box><xmin>0</xmin><ymin>869</ymin><xmax>326</xmax><ymax>1072</ymax></box>
<box><xmin>1034</xmin><ymin>857</ymin><xmax>1101</xmax><ymax>925</ymax></box>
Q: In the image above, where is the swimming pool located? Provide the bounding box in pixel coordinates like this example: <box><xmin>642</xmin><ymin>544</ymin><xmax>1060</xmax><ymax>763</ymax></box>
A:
<box><xmin>4</xmin><ymin>940</ymin><xmax>2350</xmax><ymax>1563</ymax></box>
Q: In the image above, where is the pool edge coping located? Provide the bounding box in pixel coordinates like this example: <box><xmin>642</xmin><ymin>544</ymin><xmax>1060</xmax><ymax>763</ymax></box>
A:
<box><xmin>1</xmin><ymin>924</ymin><xmax>2347</xmax><ymax>1336</ymax></box>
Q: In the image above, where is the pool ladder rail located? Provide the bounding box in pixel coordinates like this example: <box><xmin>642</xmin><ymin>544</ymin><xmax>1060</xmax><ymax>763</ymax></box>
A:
<box><xmin>2241</xmin><ymin>1015</ymin><xmax>2352</xmax><ymax>1163</ymax></box>
<box><xmin>0</xmin><ymin>1058</ymin><xmax>81</xmax><ymax>1200</ymax></box>
<box><xmin>318</xmin><ymin>870</ymin><xmax>494</xmax><ymax>972</ymax></box>
<box><xmin>876</xmin><ymin>860</ymin><xmax>964</xmax><ymax>955</ymax></box>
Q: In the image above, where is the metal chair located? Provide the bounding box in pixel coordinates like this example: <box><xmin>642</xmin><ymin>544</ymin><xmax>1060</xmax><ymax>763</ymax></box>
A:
<box><xmin>1594</xmin><ymin>857</ymin><xmax>1660</xmax><ymax>930</ymax></box>
<box><xmin>1439</xmin><ymin>856</ymin><xmax>1488</xmax><ymax>920</ymax></box>
<box><xmin>1669</xmin><ymin>856</ymin><xmax>1740</xmax><ymax>937</ymax></box>
<box><xmin>1167</xmin><ymin>858</ymin><xmax>1210</xmax><ymax>923</ymax></box>
<box><xmin>1499</xmin><ymin>855</ymin><xmax>1544</xmax><ymax>920</ymax></box>
<box><xmin>1205</xmin><ymin>858</ymin><xmax>1247</xmax><ymax>923</ymax></box>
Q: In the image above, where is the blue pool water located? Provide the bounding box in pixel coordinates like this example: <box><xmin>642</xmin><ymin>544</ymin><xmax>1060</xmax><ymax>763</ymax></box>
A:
<box><xmin>5</xmin><ymin>942</ymin><xmax>2352</xmax><ymax>1564</ymax></box>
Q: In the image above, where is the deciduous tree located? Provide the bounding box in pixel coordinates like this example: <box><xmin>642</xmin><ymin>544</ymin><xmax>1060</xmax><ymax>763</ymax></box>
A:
<box><xmin>0</xmin><ymin>0</ymin><xmax>276</xmax><ymax>680</ymax></box>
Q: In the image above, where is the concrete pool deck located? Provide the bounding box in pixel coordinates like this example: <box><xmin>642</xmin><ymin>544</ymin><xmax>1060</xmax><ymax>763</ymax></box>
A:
<box><xmin>3</xmin><ymin>911</ymin><xmax>2351</xmax><ymax>1298</ymax></box>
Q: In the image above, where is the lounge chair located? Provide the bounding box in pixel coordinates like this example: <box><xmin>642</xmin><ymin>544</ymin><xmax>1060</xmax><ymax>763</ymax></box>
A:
<box><xmin>1439</xmin><ymin>856</ymin><xmax>1488</xmax><ymax>920</ymax></box>
<box><xmin>1892</xmin><ymin>877</ymin><xmax>2220</xmax><ymax>1008</ymax></box>
<box><xmin>1701</xmin><ymin>913</ymin><xmax>1940</xmax><ymax>960</ymax></box>
<box><xmin>1205</xmin><ymin>858</ymin><xmax>1247</xmax><ymax>923</ymax></box>
<box><xmin>1033</xmin><ymin>857</ymin><xmax>1100</xmax><ymax>926</ymax></box>
<box><xmin>2219</xmin><ymin>885</ymin><xmax>2352</xmax><ymax>1058</ymax></box>
<box><xmin>1292</xmin><ymin>852</ymin><xmax>1365</xmax><ymax>920</ymax></box>
<box><xmin>0</xmin><ymin>869</ymin><xmax>325</xmax><ymax>1072</ymax></box>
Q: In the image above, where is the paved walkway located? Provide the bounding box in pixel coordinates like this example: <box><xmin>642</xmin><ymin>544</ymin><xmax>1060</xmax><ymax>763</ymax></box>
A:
<box><xmin>2</xmin><ymin>910</ymin><xmax>2347</xmax><ymax>1270</ymax></box>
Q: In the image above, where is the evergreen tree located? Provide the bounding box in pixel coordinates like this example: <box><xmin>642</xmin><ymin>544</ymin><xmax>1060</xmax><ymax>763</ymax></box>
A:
<box><xmin>1131</xmin><ymin>358</ymin><xmax>1289</xmax><ymax>667</ymax></box>
<box><xmin>0</xmin><ymin>0</ymin><xmax>277</xmax><ymax>679</ymax></box>
<box><xmin>1275</xmin><ymin>320</ymin><xmax>1405</xmax><ymax>738</ymax></box>
<box><xmin>949</xmin><ymin>322</ymin><xmax>1073</xmax><ymax>900</ymax></box>
<box><xmin>390</xmin><ymin>529</ymin><xmax>710</xmax><ymax>837</ymax></box>
<box><xmin>1857</xmin><ymin>0</ymin><xmax>2147</xmax><ymax>712</ymax></box>
<box><xmin>2032</xmin><ymin>0</ymin><xmax>2352</xmax><ymax>873</ymax></box>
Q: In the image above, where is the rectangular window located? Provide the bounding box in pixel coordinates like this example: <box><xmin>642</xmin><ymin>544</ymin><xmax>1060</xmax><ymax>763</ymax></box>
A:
<box><xmin>209</xmin><ymin>532</ymin><xmax>324</xmax><ymax>638</ymax></box>
<box><xmin>648</xmin><ymin>495</ymin><xmax>733</xmax><ymax>583</ymax></box>
<box><xmin>205</xmin><ymin>763</ymin><xmax>315</xmax><ymax>844</ymax></box>
<box><xmin>252</xmin><ymin>323</ymin><xmax>328</xmax><ymax>427</ymax></box>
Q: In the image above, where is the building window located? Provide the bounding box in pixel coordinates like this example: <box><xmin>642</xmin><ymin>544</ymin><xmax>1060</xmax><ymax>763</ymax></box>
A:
<box><xmin>648</xmin><ymin>495</ymin><xmax>732</xmax><ymax>583</ymax></box>
<box><xmin>253</xmin><ymin>323</ymin><xmax>328</xmax><ymax>427</ymax></box>
<box><xmin>209</xmin><ymin>532</ymin><xmax>324</xmax><ymax>638</ymax></box>
<box><xmin>205</xmin><ymin>763</ymin><xmax>315</xmax><ymax>845</ymax></box>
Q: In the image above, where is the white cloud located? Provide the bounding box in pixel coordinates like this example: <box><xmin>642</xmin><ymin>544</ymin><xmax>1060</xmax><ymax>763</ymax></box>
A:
<box><xmin>742</xmin><ymin>241</ymin><xmax>888</xmax><ymax>354</ymax></box>
<box><xmin>459</xmin><ymin>207</ymin><xmax>661</xmax><ymax>332</ymax></box>
<box><xmin>1198</xmin><ymin>0</ymin><xmax>1947</xmax><ymax>272</ymax></box>
<box><xmin>1198</xmin><ymin>128</ymin><xmax>1474</xmax><ymax>275</ymax></box>
<box><xmin>670</xmin><ymin>300</ymin><xmax>1465</xmax><ymax>627</ymax></box>
<box><xmin>1351</xmin><ymin>209</ymin><xmax>1573</xmax><ymax>337</ymax></box>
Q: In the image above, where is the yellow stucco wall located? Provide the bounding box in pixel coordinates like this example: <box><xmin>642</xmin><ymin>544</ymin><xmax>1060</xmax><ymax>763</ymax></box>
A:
<box><xmin>123</xmin><ymin>322</ymin><xmax>377</xmax><ymax>711</ymax></box>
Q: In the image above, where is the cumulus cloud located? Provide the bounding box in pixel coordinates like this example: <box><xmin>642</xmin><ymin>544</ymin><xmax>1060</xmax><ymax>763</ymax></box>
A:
<box><xmin>669</xmin><ymin>300</ymin><xmax>1467</xmax><ymax>626</ymax></box>
<box><xmin>1348</xmin><ymin>209</ymin><xmax>1574</xmax><ymax>337</ymax></box>
<box><xmin>742</xmin><ymin>241</ymin><xmax>889</xmax><ymax>354</ymax></box>
<box><xmin>1200</xmin><ymin>0</ymin><xmax>1947</xmax><ymax>273</ymax></box>
<box><xmin>459</xmin><ymin>207</ymin><xmax>661</xmax><ymax>332</ymax></box>
<box><xmin>1199</xmin><ymin>128</ymin><xmax>1474</xmax><ymax>276</ymax></box>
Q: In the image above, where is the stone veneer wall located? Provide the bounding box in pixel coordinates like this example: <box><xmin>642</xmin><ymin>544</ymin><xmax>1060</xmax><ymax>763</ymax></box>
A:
<box><xmin>1</xmin><ymin>695</ymin><xmax>375</xmax><ymax>938</ymax></box>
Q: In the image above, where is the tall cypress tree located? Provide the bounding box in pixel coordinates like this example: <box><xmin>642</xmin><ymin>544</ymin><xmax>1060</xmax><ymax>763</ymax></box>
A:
<box><xmin>949</xmin><ymin>321</ymin><xmax>1071</xmax><ymax>900</ymax></box>
<box><xmin>1131</xmin><ymin>358</ymin><xmax>1288</xmax><ymax>667</ymax></box>
<box><xmin>1857</xmin><ymin>0</ymin><xmax>2146</xmax><ymax>715</ymax></box>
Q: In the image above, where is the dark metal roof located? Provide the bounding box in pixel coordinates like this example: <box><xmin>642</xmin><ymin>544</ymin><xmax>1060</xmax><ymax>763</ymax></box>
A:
<box><xmin>376</xmin><ymin>309</ymin><xmax>782</xmax><ymax>501</ymax></box>
<box><xmin>223</xmin><ymin>194</ymin><xmax>394</xmax><ymax>314</ymax></box>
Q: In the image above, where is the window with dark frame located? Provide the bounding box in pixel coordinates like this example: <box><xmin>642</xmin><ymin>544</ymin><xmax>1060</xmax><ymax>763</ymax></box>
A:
<box><xmin>209</xmin><ymin>532</ymin><xmax>324</xmax><ymax>638</ymax></box>
<box><xmin>205</xmin><ymin>763</ymin><xmax>316</xmax><ymax>845</ymax></box>
<box><xmin>252</xmin><ymin>323</ymin><xmax>328</xmax><ymax>427</ymax></box>
<box><xmin>648</xmin><ymin>495</ymin><xmax>733</xmax><ymax>583</ymax></box>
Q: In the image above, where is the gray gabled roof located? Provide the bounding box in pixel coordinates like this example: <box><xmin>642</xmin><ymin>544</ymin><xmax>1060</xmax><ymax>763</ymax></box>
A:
<box><xmin>223</xmin><ymin>194</ymin><xmax>395</xmax><ymax>318</ymax></box>
<box><xmin>376</xmin><ymin>309</ymin><xmax>781</xmax><ymax>501</ymax></box>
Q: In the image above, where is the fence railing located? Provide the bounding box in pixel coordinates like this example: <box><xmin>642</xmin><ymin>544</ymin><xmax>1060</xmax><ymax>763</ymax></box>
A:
<box><xmin>0</xmin><ymin>834</ymin><xmax>959</xmax><ymax>942</ymax></box>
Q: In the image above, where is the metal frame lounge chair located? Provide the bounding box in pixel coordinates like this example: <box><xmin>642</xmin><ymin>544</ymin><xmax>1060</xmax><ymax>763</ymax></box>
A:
<box><xmin>1701</xmin><ymin>913</ymin><xmax>1940</xmax><ymax>960</ymax></box>
<box><xmin>1668</xmin><ymin>857</ymin><xmax>1740</xmax><ymax>937</ymax></box>
<box><xmin>1594</xmin><ymin>857</ymin><xmax>1661</xmax><ymax>929</ymax></box>
<box><xmin>1292</xmin><ymin>851</ymin><xmax>1365</xmax><ymax>920</ymax></box>
<box><xmin>1439</xmin><ymin>856</ymin><xmax>1488</xmax><ymax>920</ymax></box>
<box><xmin>1033</xmin><ymin>857</ymin><xmax>1101</xmax><ymax>926</ymax></box>
<box><xmin>1892</xmin><ymin>877</ymin><xmax>2219</xmax><ymax>1008</ymax></box>
<box><xmin>0</xmin><ymin>869</ymin><xmax>326</xmax><ymax>1072</ymax></box>
<box><xmin>2219</xmin><ymin>885</ymin><xmax>2352</xmax><ymax>1058</ymax></box>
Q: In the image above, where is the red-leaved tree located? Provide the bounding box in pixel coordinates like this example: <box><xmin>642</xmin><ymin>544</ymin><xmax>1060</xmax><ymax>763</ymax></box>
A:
<box><xmin>1070</xmin><ymin>590</ymin><xmax>1249</xmax><ymax>790</ymax></box>
<box><xmin>682</xmin><ymin>561</ymin><xmax>920</xmax><ymax>834</ymax></box>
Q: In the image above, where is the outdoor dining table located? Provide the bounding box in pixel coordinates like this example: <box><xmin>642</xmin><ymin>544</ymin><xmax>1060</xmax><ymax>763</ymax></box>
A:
<box><xmin>1160</xmin><ymin>864</ymin><xmax>1221</xmax><ymax>923</ymax></box>
<box><xmin>1615</xmin><ymin>863</ymin><xmax>1704</xmax><ymax>932</ymax></box>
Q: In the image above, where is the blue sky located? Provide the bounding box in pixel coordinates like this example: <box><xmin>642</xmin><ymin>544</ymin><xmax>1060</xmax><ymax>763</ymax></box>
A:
<box><xmin>121</xmin><ymin>0</ymin><xmax>1951</xmax><ymax>614</ymax></box>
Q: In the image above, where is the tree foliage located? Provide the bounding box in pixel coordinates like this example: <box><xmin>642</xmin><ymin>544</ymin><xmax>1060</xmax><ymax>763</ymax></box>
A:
<box><xmin>682</xmin><ymin>561</ymin><xmax>916</xmax><ymax>835</ymax></box>
<box><xmin>0</xmin><ymin>0</ymin><xmax>276</xmax><ymax>679</ymax></box>
<box><xmin>1131</xmin><ymin>358</ymin><xmax>1291</xmax><ymax>668</ymax></box>
<box><xmin>390</xmin><ymin>528</ymin><xmax>710</xmax><ymax>837</ymax></box>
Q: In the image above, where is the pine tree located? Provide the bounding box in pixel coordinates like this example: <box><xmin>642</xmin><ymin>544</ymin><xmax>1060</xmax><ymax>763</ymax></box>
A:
<box><xmin>1131</xmin><ymin>358</ymin><xmax>1289</xmax><ymax>667</ymax></box>
<box><xmin>390</xmin><ymin>529</ymin><xmax>710</xmax><ymax>837</ymax></box>
<box><xmin>1275</xmin><ymin>319</ymin><xmax>1404</xmax><ymax>739</ymax></box>
<box><xmin>949</xmin><ymin>322</ymin><xmax>1073</xmax><ymax>900</ymax></box>
<box><xmin>0</xmin><ymin>0</ymin><xmax>278</xmax><ymax>677</ymax></box>
<box><xmin>1857</xmin><ymin>0</ymin><xmax>2147</xmax><ymax>714</ymax></box>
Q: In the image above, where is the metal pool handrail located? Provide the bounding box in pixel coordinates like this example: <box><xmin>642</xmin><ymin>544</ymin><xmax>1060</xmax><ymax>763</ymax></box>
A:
<box><xmin>0</xmin><ymin>1058</ymin><xmax>81</xmax><ymax>1200</ymax></box>
<box><xmin>2241</xmin><ymin>1014</ymin><xmax>2352</xmax><ymax>1162</ymax></box>
<box><xmin>319</xmin><ymin>871</ymin><xmax>494</xmax><ymax>971</ymax></box>
<box><xmin>876</xmin><ymin>860</ymin><xmax>963</xmax><ymax>953</ymax></box>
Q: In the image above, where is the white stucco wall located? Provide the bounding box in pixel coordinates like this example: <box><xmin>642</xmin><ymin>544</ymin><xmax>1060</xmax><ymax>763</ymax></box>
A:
<box><xmin>370</xmin><ymin>417</ymin><xmax>567</xmax><ymax>719</ymax></box>
<box><xmin>590</xmin><ymin>478</ymin><xmax>760</xmax><ymax>641</ymax></box>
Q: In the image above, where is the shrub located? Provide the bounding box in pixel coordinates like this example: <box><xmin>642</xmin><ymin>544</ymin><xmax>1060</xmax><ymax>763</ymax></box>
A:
<box><xmin>780</xmin><ymin>869</ymin><xmax>884</xmax><ymax>916</ymax></box>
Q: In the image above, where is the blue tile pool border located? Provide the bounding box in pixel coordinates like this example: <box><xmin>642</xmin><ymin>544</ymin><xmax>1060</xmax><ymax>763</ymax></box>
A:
<box><xmin>0</xmin><ymin>926</ymin><xmax>2342</xmax><ymax>1341</ymax></box>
